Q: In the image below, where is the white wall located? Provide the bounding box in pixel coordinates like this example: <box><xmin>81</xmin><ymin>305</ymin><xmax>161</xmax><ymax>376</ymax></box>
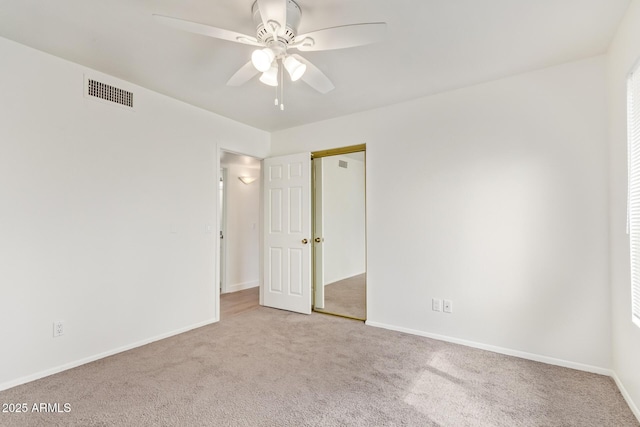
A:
<box><xmin>607</xmin><ymin>0</ymin><xmax>640</xmax><ymax>418</ymax></box>
<box><xmin>272</xmin><ymin>56</ymin><xmax>611</xmax><ymax>371</ymax></box>
<box><xmin>0</xmin><ymin>36</ymin><xmax>269</xmax><ymax>390</ymax></box>
<box><xmin>223</xmin><ymin>162</ymin><xmax>260</xmax><ymax>292</ymax></box>
<box><xmin>321</xmin><ymin>155</ymin><xmax>366</xmax><ymax>284</ymax></box>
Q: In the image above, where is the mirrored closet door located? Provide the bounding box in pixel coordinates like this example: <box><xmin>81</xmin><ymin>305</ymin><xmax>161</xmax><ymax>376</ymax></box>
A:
<box><xmin>312</xmin><ymin>147</ymin><xmax>366</xmax><ymax>320</ymax></box>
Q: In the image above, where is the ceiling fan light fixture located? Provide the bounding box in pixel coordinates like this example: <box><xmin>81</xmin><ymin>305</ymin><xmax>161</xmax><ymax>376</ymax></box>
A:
<box><xmin>259</xmin><ymin>64</ymin><xmax>279</xmax><ymax>87</ymax></box>
<box><xmin>251</xmin><ymin>48</ymin><xmax>275</xmax><ymax>72</ymax></box>
<box><xmin>284</xmin><ymin>56</ymin><xmax>306</xmax><ymax>81</ymax></box>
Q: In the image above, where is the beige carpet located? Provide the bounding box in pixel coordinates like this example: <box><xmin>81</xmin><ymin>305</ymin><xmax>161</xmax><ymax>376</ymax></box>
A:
<box><xmin>318</xmin><ymin>273</ymin><xmax>366</xmax><ymax>319</ymax></box>
<box><xmin>0</xmin><ymin>306</ymin><xmax>638</xmax><ymax>427</ymax></box>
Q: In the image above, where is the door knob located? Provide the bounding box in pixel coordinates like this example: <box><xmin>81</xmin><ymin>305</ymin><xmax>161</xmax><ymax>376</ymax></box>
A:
<box><xmin>314</xmin><ymin>237</ymin><xmax>322</xmax><ymax>243</ymax></box>
<box><xmin>301</xmin><ymin>238</ymin><xmax>309</xmax><ymax>244</ymax></box>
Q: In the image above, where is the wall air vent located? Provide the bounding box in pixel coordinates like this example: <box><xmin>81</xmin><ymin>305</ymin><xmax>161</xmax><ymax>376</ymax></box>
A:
<box><xmin>338</xmin><ymin>160</ymin><xmax>348</xmax><ymax>169</ymax></box>
<box><xmin>87</xmin><ymin>78</ymin><xmax>133</xmax><ymax>108</ymax></box>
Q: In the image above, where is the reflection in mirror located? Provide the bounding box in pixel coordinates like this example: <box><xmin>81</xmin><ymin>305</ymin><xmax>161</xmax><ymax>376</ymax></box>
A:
<box><xmin>313</xmin><ymin>151</ymin><xmax>366</xmax><ymax>320</ymax></box>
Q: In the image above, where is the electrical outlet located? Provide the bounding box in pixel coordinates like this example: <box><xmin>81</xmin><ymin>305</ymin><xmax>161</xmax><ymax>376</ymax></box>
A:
<box><xmin>443</xmin><ymin>300</ymin><xmax>453</xmax><ymax>313</ymax></box>
<box><xmin>432</xmin><ymin>298</ymin><xmax>442</xmax><ymax>312</ymax></box>
<box><xmin>53</xmin><ymin>321</ymin><xmax>65</xmax><ymax>337</ymax></box>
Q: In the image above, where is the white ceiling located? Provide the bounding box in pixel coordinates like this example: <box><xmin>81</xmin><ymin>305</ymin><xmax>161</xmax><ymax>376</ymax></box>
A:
<box><xmin>0</xmin><ymin>0</ymin><xmax>630</xmax><ymax>132</ymax></box>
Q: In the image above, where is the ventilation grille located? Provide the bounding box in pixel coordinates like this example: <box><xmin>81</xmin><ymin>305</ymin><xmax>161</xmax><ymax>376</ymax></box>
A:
<box><xmin>338</xmin><ymin>160</ymin><xmax>348</xmax><ymax>169</ymax></box>
<box><xmin>87</xmin><ymin>79</ymin><xmax>133</xmax><ymax>108</ymax></box>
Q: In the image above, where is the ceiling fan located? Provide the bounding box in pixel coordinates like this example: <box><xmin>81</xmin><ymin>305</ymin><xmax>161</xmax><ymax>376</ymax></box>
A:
<box><xmin>153</xmin><ymin>0</ymin><xmax>386</xmax><ymax>109</ymax></box>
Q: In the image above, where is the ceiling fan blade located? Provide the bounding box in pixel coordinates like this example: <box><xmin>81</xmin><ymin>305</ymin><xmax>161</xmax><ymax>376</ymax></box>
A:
<box><xmin>256</xmin><ymin>0</ymin><xmax>287</xmax><ymax>36</ymax></box>
<box><xmin>292</xmin><ymin>23</ymin><xmax>387</xmax><ymax>51</ymax></box>
<box><xmin>153</xmin><ymin>14</ymin><xmax>261</xmax><ymax>46</ymax></box>
<box><xmin>291</xmin><ymin>54</ymin><xmax>335</xmax><ymax>94</ymax></box>
<box><xmin>226</xmin><ymin>61</ymin><xmax>260</xmax><ymax>86</ymax></box>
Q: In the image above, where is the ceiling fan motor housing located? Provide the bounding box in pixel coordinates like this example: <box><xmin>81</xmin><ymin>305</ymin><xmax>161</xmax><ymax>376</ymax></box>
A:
<box><xmin>251</xmin><ymin>0</ymin><xmax>301</xmax><ymax>45</ymax></box>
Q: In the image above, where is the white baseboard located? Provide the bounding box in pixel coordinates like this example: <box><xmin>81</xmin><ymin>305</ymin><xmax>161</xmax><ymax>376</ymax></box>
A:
<box><xmin>225</xmin><ymin>280</ymin><xmax>259</xmax><ymax>293</ymax></box>
<box><xmin>365</xmin><ymin>320</ymin><xmax>611</xmax><ymax>376</ymax></box>
<box><xmin>0</xmin><ymin>318</ymin><xmax>218</xmax><ymax>392</ymax></box>
<box><xmin>611</xmin><ymin>371</ymin><xmax>640</xmax><ymax>422</ymax></box>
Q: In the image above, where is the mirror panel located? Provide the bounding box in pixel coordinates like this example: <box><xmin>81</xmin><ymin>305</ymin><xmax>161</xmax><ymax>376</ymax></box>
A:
<box><xmin>313</xmin><ymin>150</ymin><xmax>366</xmax><ymax>320</ymax></box>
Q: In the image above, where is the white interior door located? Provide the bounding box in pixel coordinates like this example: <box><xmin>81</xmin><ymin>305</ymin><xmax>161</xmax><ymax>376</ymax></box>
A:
<box><xmin>262</xmin><ymin>152</ymin><xmax>312</xmax><ymax>314</ymax></box>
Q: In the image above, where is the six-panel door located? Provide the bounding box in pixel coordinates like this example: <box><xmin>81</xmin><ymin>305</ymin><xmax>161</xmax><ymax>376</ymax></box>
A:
<box><xmin>262</xmin><ymin>152</ymin><xmax>311</xmax><ymax>314</ymax></box>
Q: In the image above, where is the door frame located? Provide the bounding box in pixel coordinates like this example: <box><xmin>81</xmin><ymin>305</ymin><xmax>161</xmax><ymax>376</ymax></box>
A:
<box><xmin>219</xmin><ymin>167</ymin><xmax>228</xmax><ymax>294</ymax></box>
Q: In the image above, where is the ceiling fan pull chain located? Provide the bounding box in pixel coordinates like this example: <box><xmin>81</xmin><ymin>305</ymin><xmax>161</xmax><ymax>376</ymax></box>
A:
<box><xmin>274</xmin><ymin>83</ymin><xmax>278</xmax><ymax>106</ymax></box>
<box><xmin>280</xmin><ymin>59</ymin><xmax>285</xmax><ymax>111</ymax></box>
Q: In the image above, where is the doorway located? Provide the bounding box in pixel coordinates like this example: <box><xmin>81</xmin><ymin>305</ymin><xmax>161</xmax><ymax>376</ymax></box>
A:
<box><xmin>218</xmin><ymin>150</ymin><xmax>262</xmax><ymax>318</ymax></box>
